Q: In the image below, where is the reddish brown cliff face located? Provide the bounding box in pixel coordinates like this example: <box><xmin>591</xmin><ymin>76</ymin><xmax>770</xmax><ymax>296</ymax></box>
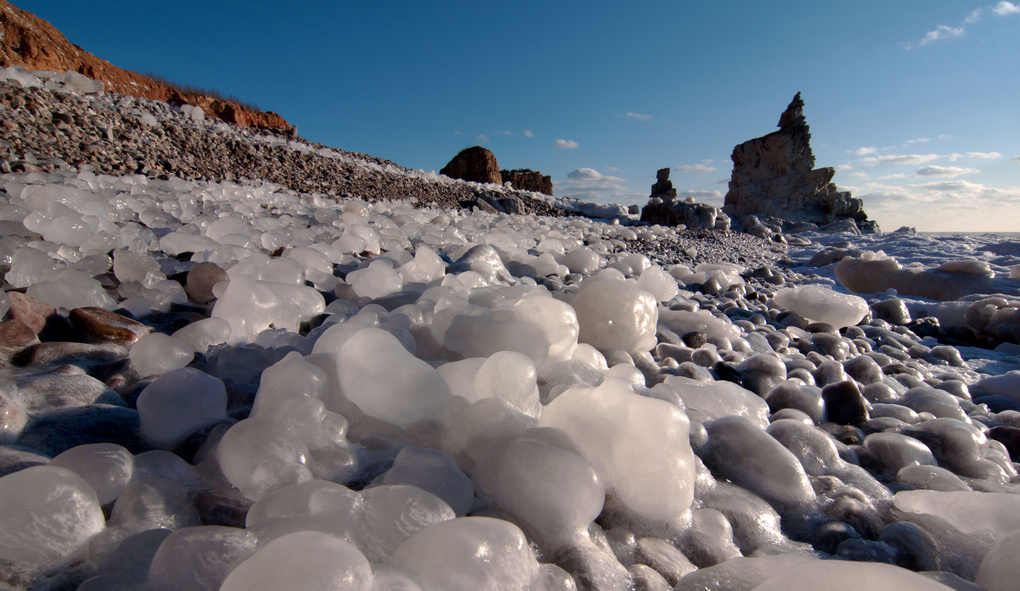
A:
<box><xmin>0</xmin><ymin>0</ymin><xmax>292</xmax><ymax>131</ymax></box>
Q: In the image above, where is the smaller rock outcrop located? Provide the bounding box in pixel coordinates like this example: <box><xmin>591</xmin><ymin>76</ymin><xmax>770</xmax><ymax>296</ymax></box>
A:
<box><xmin>723</xmin><ymin>93</ymin><xmax>876</xmax><ymax>233</ymax></box>
<box><xmin>500</xmin><ymin>169</ymin><xmax>553</xmax><ymax>195</ymax></box>
<box><xmin>640</xmin><ymin>168</ymin><xmax>729</xmax><ymax>230</ymax></box>
<box><xmin>440</xmin><ymin>146</ymin><xmax>502</xmax><ymax>185</ymax></box>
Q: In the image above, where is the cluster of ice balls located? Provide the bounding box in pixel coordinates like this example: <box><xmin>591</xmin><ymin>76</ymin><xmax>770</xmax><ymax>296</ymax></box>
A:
<box><xmin>1</xmin><ymin>166</ymin><xmax>1017</xmax><ymax>590</ymax></box>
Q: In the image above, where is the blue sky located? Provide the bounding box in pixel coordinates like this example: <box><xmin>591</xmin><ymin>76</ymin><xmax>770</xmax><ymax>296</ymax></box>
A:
<box><xmin>16</xmin><ymin>1</ymin><xmax>1019</xmax><ymax>231</ymax></box>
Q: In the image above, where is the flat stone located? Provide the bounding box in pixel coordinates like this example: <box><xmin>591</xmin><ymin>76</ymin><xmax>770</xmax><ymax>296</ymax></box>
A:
<box><xmin>0</xmin><ymin>319</ymin><xmax>38</xmax><ymax>353</ymax></box>
<box><xmin>70</xmin><ymin>306</ymin><xmax>151</xmax><ymax>345</ymax></box>
<box><xmin>7</xmin><ymin>292</ymin><xmax>56</xmax><ymax>334</ymax></box>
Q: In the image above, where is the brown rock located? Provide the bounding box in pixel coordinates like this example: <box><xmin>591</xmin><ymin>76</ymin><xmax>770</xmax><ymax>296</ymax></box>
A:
<box><xmin>0</xmin><ymin>319</ymin><xmax>38</xmax><ymax>353</ymax></box>
<box><xmin>500</xmin><ymin>169</ymin><xmax>553</xmax><ymax>195</ymax></box>
<box><xmin>0</xmin><ymin>0</ymin><xmax>292</xmax><ymax>132</ymax></box>
<box><xmin>69</xmin><ymin>307</ymin><xmax>151</xmax><ymax>345</ymax></box>
<box><xmin>185</xmin><ymin>262</ymin><xmax>229</xmax><ymax>304</ymax></box>
<box><xmin>440</xmin><ymin>146</ymin><xmax>502</xmax><ymax>185</ymax></box>
<box><xmin>7</xmin><ymin>291</ymin><xmax>56</xmax><ymax>334</ymax></box>
<box><xmin>722</xmin><ymin>93</ymin><xmax>874</xmax><ymax>231</ymax></box>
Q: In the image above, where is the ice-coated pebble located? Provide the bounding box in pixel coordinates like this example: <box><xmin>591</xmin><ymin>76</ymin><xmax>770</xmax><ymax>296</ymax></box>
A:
<box><xmin>447</xmin><ymin>244</ymin><xmax>514</xmax><ymax>284</ymax></box>
<box><xmin>360</xmin><ymin>484</ymin><xmax>456</xmax><ymax>562</ymax></box>
<box><xmin>129</xmin><ymin>332</ymin><xmax>194</xmax><ymax>377</ymax></box>
<box><xmin>896</xmin><ymin>465</ymin><xmax>971</xmax><ymax>492</ymax></box>
<box><xmin>109</xmin><ymin>476</ymin><xmax>200</xmax><ymax>534</ymax></box>
<box><xmin>26</xmin><ymin>269</ymin><xmax>117</xmax><ymax>310</ymax></box>
<box><xmin>976</xmin><ymin>527</ymin><xmax>1020</xmax><ymax>591</ymax></box>
<box><xmin>347</xmin><ymin>259</ymin><xmax>404</xmax><ymax>298</ymax></box>
<box><xmin>572</xmin><ymin>277</ymin><xmax>658</xmax><ymax>355</ymax></box>
<box><xmin>753</xmin><ymin>558</ymin><xmax>956</xmax><ymax>591</ymax></box>
<box><xmin>673</xmin><ymin>553</ymin><xmax>817</xmax><ymax>591</ymax></box>
<box><xmin>893</xmin><ymin>490</ymin><xmax>1020</xmax><ymax>539</ymax></box>
<box><xmin>473</xmin><ymin>428</ymin><xmax>604</xmax><ymax>550</ymax></box>
<box><xmin>146</xmin><ymin>526</ymin><xmax>258</xmax><ymax>591</ymax></box>
<box><xmin>0</xmin><ymin>465</ymin><xmax>105</xmax><ymax>570</ymax></box>
<box><xmin>701</xmin><ymin>415</ymin><xmax>815</xmax><ymax>510</ymax></box>
<box><xmin>387</xmin><ymin>517</ymin><xmax>539</xmax><ymax>591</ymax></box>
<box><xmin>137</xmin><ymin>367</ymin><xmax>227</xmax><ymax>449</ymax></box>
<box><xmin>772</xmin><ymin>285</ymin><xmax>869</xmax><ymax>329</ymax></box>
<box><xmin>214</xmin><ymin>417</ymin><xmax>313</xmax><ymax>501</ymax></box>
<box><xmin>171</xmin><ymin>317</ymin><xmax>232</xmax><ymax>354</ymax></box>
<box><xmin>539</xmin><ymin>377</ymin><xmax>694</xmax><ymax>528</ymax></box>
<box><xmin>338</xmin><ymin>327</ymin><xmax>451</xmax><ymax>428</ymax></box>
<box><xmin>863</xmin><ymin>432</ymin><xmax>936</xmax><ymax>479</ymax></box>
<box><xmin>48</xmin><ymin>443</ymin><xmax>133</xmax><ymax>506</ymax></box>
<box><xmin>636</xmin><ymin>264</ymin><xmax>679</xmax><ymax>302</ymax></box>
<box><xmin>662</xmin><ymin>375</ymin><xmax>770</xmax><ymax>430</ymax></box>
<box><xmin>221</xmin><ymin>531</ymin><xmax>372</xmax><ymax>591</ymax></box>
<box><xmin>374</xmin><ymin>446</ymin><xmax>474</xmax><ymax>517</ymax></box>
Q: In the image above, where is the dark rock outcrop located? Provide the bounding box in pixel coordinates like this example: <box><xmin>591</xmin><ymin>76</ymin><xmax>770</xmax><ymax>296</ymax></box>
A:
<box><xmin>0</xmin><ymin>0</ymin><xmax>293</xmax><ymax>132</ymax></box>
<box><xmin>640</xmin><ymin>168</ymin><xmax>729</xmax><ymax>230</ymax></box>
<box><xmin>723</xmin><ymin>93</ymin><xmax>876</xmax><ymax>232</ymax></box>
<box><xmin>440</xmin><ymin>146</ymin><xmax>502</xmax><ymax>185</ymax></box>
<box><xmin>500</xmin><ymin>169</ymin><xmax>553</xmax><ymax>195</ymax></box>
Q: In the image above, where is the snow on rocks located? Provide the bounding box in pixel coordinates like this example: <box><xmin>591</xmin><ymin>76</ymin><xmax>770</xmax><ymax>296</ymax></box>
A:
<box><xmin>1</xmin><ymin>78</ymin><xmax>1020</xmax><ymax>590</ymax></box>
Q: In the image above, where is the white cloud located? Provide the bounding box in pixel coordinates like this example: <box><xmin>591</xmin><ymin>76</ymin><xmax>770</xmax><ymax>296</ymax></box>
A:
<box><xmin>967</xmin><ymin>151</ymin><xmax>1002</xmax><ymax>159</ymax></box>
<box><xmin>918</xmin><ymin>24</ymin><xmax>965</xmax><ymax>47</ymax></box>
<box><xmin>860</xmin><ymin>154</ymin><xmax>939</xmax><ymax>165</ymax></box>
<box><xmin>877</xmin><ymin>173</ymin><xmax>908</xmax><ymax>180</ymax></box>
<box><xmin>554</xmin><ymin>139</ymin><xmax>578</xmax><ymax>149</ymax></box>
<box><xmin>453</xmin><ymin>130</ymin><xmax>465</xmax><ymax>136</ymax></box>
<box><xmin>476</xmin><ymin>134</ymin><xmax>489</xmax><ymax>144</ymax></box>
<box><xmin>849</xmin><ymin>171</ymin><xmax>870</xmax><ymax>178</ymax></box>
<box><xmin>1011</xmin><ymin>155</ymin><xmax>1020</xmax><ymax>163</ymax></box>
<box><xmin>625</xmin><ymin>112</ymin><xmax>653</xmax><ymax>122</ymax></box>
<box><xmin>914</xmin><ymin>165</ymin><xmax>980</xmax><ymax>177</ymax></box>
<box><xmin>849</xmin><ymin>147</ymin><xmax>877</xmax><ymax>156</ymax></box>
<box><xmin>559</xmin><ymin>168</ymin><xmax>635</xmax><ymax>203</ymax></box>
<box><xmin>845</xmin><ymin>179</ymin><xmax>1020</xmax><ymax>231</ymax></box>
<box><xmin>674</xmin><ymin>163</ymin><xmax>716</xmax><ymax>173</ymax></box>
<box><xmin>903</xmin><ymin>137</ymin><xmax>931</xmax><ymax>145</ymax></box>
<box><xmin>523</xmin><ymin>129</ymin><xmax>533</xmax><ymax>138</ymax></box>
<box><xmin>965</xmin><ymin>8</ymin><xmax>984</xmax><ymax>23</ymax></box>
<box><xmin>993</xmin><ymin>1</ymin><xmax>1020</xmax><ymax>16</ymax></box>
<box><xmin>835</xmin><ymin>164</ymin><xmax>853</xmax><ymax>171</ymax></box>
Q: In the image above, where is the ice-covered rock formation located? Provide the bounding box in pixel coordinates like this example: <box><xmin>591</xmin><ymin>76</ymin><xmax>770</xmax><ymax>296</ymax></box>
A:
<box><xmin>723</xmin><ymin>93</ymin><xmax>877</xmax><ymax>233</ymax></box>
<box><xmin>640</xmin><ymin>168</ymin><xmax>730</xmax><ymax>231</ymax></box>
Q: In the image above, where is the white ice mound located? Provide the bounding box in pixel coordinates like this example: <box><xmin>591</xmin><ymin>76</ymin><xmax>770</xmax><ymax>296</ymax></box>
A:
<box><xmin>339</xmin><ymin>327</ymin><xmax>451</xmax><ymax>427</ymax></box>
<box><xmin>474</xmin><ymin>428</ymin><xmax>604</xmax><ymax>551</ymax></box>
<box><xmin>129</xmin><ymin>332</ymin><xmax>194</xmax><ymax>377</ymax></box>
<box><xmin>220</xmin><ymin>531</ymin><xmax>373</xmax><ymax>591</ymax></box>
<box><xmin>388</xmin><ymin>516</ymin><xmax>539</xmax><ymax>591</ymax></box>
<box><xmin>893</xmin><ymin>490</ymin><xmax>1020</xmax><ymax>538</ymax></box>
<box><xmin>772</xmin><ymin>284</ymin><xmax>868</xmax><ymax>328</ymax></box>
<box><xmin>977</xmin><ymin>527</ymin><xmax>1020</xmax><ymax>591</ymax></box>
<box><xmin>539</xmin><ymin>377</ymin><xmax>694</xmax><ymax>528</ymax></box>
<box><xmin>0</xmin><ymin>465</ymin><xmax>105</xmax><ymax>570</ymax></box>
<box><xmin>753</xmin><ymin>559</ymin><xmax>956</xmax><ymax>591</ymax></box>
<box><xmin>214</xmin><ymin>417</ymin><xmax>313</xmax><ymax>501</ymax></box>
<box><xmin>137</xmin><ymin>367</ymin><xmax>227</xmax><ymax>449</ymax></box>
<box><xmin>572</xmin><ymin>276</ymin><xmax>658</xmax><ymax>355</ymax></box>
<box><xmin>48</xmin><ymin>443</ymin><xmax>133</xmax><ymax>506</ymax></box>
<box><xmin>661</xmin><ymin>375</ymin><xmax>770</xmax><ymax>430</ymax></box>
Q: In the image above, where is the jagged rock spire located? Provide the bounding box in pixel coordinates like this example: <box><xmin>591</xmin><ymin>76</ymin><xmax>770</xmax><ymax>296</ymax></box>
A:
<box><xmin>777</xmin><ymin>92</ymin><xmax>806</xmax><ymax>129</ymax></box>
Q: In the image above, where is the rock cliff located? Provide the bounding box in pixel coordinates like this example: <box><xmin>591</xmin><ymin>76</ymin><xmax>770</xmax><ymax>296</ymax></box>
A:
<box><xmin>440</xmin><ymin>146</ymin><xmax>502</xmax><ymax>185</ymax></box>
<box><xmin>500</xmin><ymin>169</ymin><xmax>553</xmax><ymax>196</ymax></box>
<box><xmin>0</xmin><ymin>0</ymin><xmax>292</xmax><ymax>132</ymax></box>
<box><xmin>723</xmin><ymin>93</ymin><xmax>875</xmax><ymax>232</ymax></box>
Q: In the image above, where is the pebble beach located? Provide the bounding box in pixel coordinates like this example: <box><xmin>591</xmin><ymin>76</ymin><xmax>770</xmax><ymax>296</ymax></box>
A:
<box><xmin>2</xmin><ymin>67</ymin><xmax>1020</xmax><ymax>591</ymax></box>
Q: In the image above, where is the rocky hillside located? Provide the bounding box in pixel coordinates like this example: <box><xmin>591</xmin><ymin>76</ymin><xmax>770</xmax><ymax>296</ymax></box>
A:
<box><xmin>0</xmin><ymin>0</ymin><xmax>292</xmax><ymax>131</ymax></box>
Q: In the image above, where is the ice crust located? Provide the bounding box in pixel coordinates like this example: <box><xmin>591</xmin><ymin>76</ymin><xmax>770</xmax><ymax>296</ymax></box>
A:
<box><xmin>0</xmin><ymin>90</ymin><xmax>1019</xmax><ymax>589</ymax></box>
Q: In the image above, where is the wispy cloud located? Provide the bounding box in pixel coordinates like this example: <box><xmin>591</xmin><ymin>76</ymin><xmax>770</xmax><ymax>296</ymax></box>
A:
<box><xmin>625</xmin><ymin>112</ymin><xmax>653</xmax><ymax>122</ymax></box>
<box><xmin>860</xmin><ymin>154</ymin><xmax>939</xmax><ymax>165</ymax></box>
<box><xmin>553</xmin><ymin>139</ymin><xmax>578</xmax><ymax>149</ymax></box>
<box><xmin>674</xmin><ymin>163</ymin><xmax>716</xmax><ymax>173</ymax></box>
<box><xmin>967</xmin><ymin>151</ymin><xmax>1002</xmax><ymax>159</ymax></box>
<box><xmin>993</xmin><ymin>1</ymin><xmax>1020</xmax><ymax>16</ymax></box>
<box><xmin>918</xmin><ymin>24</ymin><xmax>965</xmax><ymax>47</ymax></box>
<box><xmin>559</xmin><ymin>167</ymin><xmax>635</xmax><ymax>203</ymax></box>
<box><xmin>1011</xmin><ymin>155</ymin><xmax>1020</xmax><ymax>163</ymax></box>
<box><xmin>846</xmin><ymin>179</ymin><xmax>1020</xmax><ymax>231</ymax></box>
<box><xmin>906</xmin><ymin>3</ymin><xmax>1019</xmax><ymax>49</ymax></box>
<box><xmin>523</xmin><ymin>130</ymin><xmax>533</xmax><ymax>138</ymax></box>
<box><xmin>903</xmin><ymin>137</ymin><xmax>932</xmax><ymax>145</ymax></box>
<box><xmin>476</xmin><ymin>134</ymin><xmax>489</xmax><ymax>144</ymax></box>
<box><xmin>915</xmin><ymin>165</ymin><xmax>980</xmax><ymax>177</ymax></box>
<box><xmin>849</xmin><ymin>147</ymin><xmax>877</xmax><ymax>156</ymax></box>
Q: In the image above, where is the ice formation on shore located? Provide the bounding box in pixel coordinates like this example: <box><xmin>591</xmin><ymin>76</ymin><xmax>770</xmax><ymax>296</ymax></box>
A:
<box><xmin>1</xmin><ymin>66</ymin><xmax>1020</xmax><ymax>591</ymax></box>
